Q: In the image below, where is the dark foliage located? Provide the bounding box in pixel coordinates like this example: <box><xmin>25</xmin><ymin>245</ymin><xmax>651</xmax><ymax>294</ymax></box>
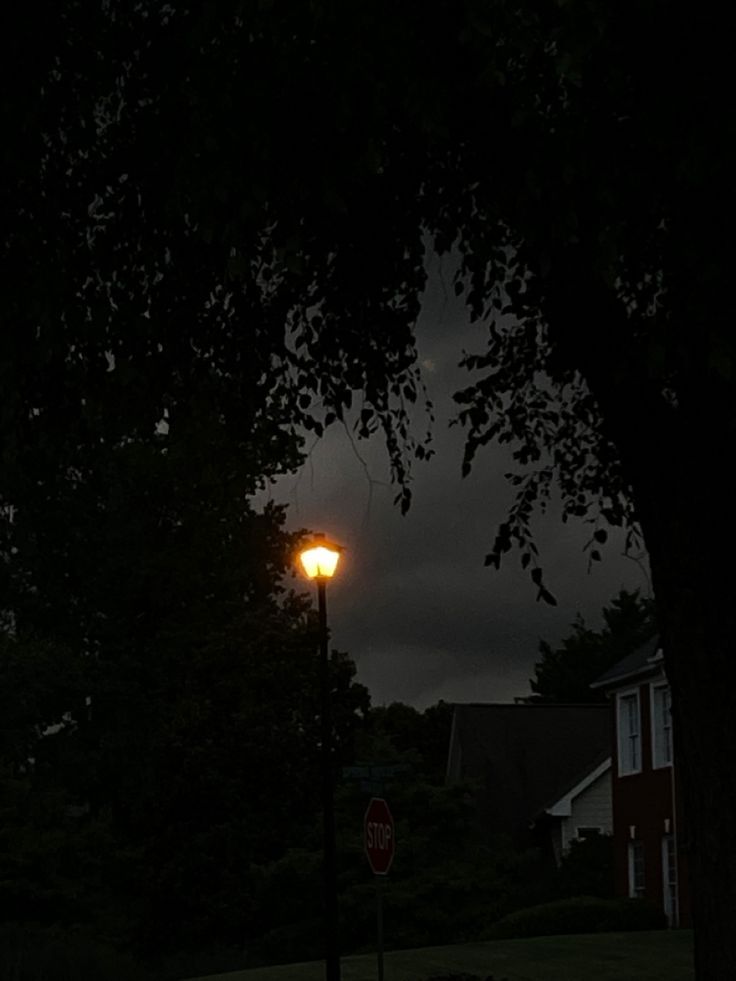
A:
<box><xmin>486</xmin><ymin>895</ymin><xmax>667</xmax><ymax>940</ymax></box>
<box><xmin>556</xmin><ymin>835</ymin><xmax>615</xmax><ymax>900</ymax></box>
<box><xmin>0</xmin><ymin>414</ymin><xmax>371</xmax><ymax>962</ymax></box>
<box><xmin>530</xmin><ymin>589</ymin><xmax>657</xmax><ymax>702</ymax></box>
<box><xmin>0</xmin><ymin>923</ymin><xmax>153</xmax><ymax>981</ymax></box>
<box><xmin>359</xmin><ymin>700</ymin><xmax>454</xmax><ymax>782</ymax></box>
<box><xmin>425</xmin><ymin>974</ymin><xmax>507</xmax><ymax>981</ymax></box>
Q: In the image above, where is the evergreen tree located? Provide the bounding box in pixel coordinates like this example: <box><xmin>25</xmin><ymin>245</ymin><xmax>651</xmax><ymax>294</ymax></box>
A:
<box><xmin>530</xmin><ymin>590</ymin><xmax>657</xmax><ymax>703</ymax></box>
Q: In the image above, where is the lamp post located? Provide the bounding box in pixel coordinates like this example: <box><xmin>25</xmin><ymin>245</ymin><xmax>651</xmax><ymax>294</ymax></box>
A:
<box><xmin>298</xmin><ymin>535</ymin><xmax>343</xmax><ymax>981</ymax></box>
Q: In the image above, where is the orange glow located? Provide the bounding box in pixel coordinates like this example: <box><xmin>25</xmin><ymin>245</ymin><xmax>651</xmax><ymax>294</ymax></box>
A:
<box><xmin>299</xmin><ymin>538</ymin><xmax>342</xmax><ymax>579</ymax></box>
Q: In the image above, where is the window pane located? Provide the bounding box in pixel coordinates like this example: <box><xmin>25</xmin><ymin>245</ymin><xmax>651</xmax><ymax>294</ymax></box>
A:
<box><xmin>628</xmin><ymin>696</ymin><xmax>638</xmax><ymax>735</ymax></box>
<box><xmin>577</xmin><ymin>827</ymin><xmax>601</xmax><ymax>840</ymax></box>
<box><xmin>653</xmin><ymin>685</ymin><xmax>673</xmax><ymax>767</ymax></box>
<box><xmin>619</xmin><ymin>693</ymin><xmax>640</xmax><ymax>773</ymax></box>
<box><xmin>629</xmin><ymin>840</ymin><xmax>646</xmax><ymax>898</ymax></box>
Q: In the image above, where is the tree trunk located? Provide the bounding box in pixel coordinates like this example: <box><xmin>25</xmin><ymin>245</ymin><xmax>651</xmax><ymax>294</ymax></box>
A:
<box><xmin>642</xmin><ymin>478</ymin><xmax>736</xmax><ymax>980</ymax></box>
<box><xmin>667</xmin><ymin>622</ymin><xmax>736</xmax><ymax>979</ymax></box>
<box><xmin>546</xmin><ymin>267</ymin><xmax>736</xmax><ymax>978</ymax></box>
<box><xmin>602</xmin><ymin>370</ymin><xmax>736</xmax><ymax>978</ymax></box>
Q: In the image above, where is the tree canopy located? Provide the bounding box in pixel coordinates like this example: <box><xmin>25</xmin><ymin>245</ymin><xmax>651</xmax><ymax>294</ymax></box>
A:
<box><xmin>5</xmin><ymin>2</ymin><xmax>733</xmax><ymax>545</ymax></box>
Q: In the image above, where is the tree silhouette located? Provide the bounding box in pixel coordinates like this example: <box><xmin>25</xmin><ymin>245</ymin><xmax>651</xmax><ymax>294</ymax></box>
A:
<box><xmin>531</xmin><ymin>590</ymin><xmax>657</xmax><ymax>703</ymax></box>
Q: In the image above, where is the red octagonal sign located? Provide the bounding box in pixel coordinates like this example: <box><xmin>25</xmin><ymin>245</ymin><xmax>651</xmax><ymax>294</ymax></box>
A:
<box><xmin>364</xmin><ymin>797</ymin><xmax>395</xmax><ymax>875</ymax></box>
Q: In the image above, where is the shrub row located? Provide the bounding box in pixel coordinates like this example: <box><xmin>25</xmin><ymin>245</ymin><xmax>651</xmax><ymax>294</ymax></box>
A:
<box><xmin>484</xmin><ymin>895</ymin><xmax>667</xmax><ymax>940</ymax></box>
<box><xmin>0</xmin><ymin>923</ymin><xmax>153</xmax><ymax>980</ymax></box>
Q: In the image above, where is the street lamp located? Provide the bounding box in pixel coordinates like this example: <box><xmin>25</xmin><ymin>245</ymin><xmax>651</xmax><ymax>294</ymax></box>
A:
<box><xmin>298</xmin><ymin>534</ymin><xmax>343</xmax><ymax>981</ymax></box>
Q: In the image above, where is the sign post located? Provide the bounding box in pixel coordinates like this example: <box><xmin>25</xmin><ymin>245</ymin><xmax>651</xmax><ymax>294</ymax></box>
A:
<box><xmin>364</xmin><ymin>797</ymin><xmax>395</xmax><ymax>981</ymax></box>
<box><xmin>375</xmin><ymin>873</ymin><xmax>384</xmax><ymax>981</ymax></box>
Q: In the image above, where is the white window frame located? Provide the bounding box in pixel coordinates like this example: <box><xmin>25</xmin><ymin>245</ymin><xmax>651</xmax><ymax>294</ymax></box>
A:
<box><xmin>628</xmin><ymin>839</ymin><xmax>646</xmax><ymax>899</ymax></box>
<box><xmin>661</xmin><ymin>834</ymin><xmax>679</xmax><ymax>926</ymax></box>
<box><xmin>617</xmin><ymin>687</ymin><xmax>642</xmax><ymax>776</ymax></box>
<box><xmin>650</xmin><ymin>682</ymin><xmax>673</xmax><ymax>769</ymax></box>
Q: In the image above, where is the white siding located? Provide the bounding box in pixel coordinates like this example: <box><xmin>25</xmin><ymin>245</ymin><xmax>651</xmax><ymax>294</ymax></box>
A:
<box><xmin>560</xmin><ymin>768</ymin><xmax>613</xmax><ymax>853</ymax></box>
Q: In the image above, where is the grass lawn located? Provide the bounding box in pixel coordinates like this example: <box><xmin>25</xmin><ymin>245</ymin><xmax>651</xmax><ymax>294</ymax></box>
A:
<box><xmin>187</xmin><ymin>930</ymin><xmax>693</xmax><ymax>981</ymax></box>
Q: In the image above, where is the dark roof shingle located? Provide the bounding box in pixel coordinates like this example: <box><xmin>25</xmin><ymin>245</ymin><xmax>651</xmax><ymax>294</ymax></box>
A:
<box><xmin>448</xmin><ymin>703</ymin><xmax>610</xmax><ymax>839</ymax></box>
<box><xmin>590</xmin><ymin>636</ymin><xmax>660</xmax><ymax>689</ymax></box>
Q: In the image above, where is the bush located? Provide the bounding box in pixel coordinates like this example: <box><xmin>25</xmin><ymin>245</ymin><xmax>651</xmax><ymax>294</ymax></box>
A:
<box><xmin>425</xmin><ymin>975</ymin><xmax>508</xmax><ymax>981</ymax></box>
<box><xmin>556</xmin><ymin>835</ymin><xmax>615</xmax><ymax>899</ymax></box>
<box><xmin>484</xmin><ymin>895</ymin><xmax>667</xmax><ymax>940</ymax></box>
<box><xmin>0</xmin><ymin>923</ymin><xmax>153</xmax><ymax>980</ymax></box>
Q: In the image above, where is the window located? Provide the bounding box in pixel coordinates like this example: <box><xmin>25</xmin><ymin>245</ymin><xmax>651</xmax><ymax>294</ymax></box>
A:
<box><xmin>618</xmin><ymin>690</ymin><xmax>641</xmax><ymax>774</ymax></box>
<box><xmin>576</xmin><ymin>827</ymin><xmax>602</xmax><ymax>840</ymax></box>
<box><xmin>628</xmin><ymin>840</ymin><xmax>646</xmax><ymax>898</ymax></box>
<box><xmin>662</xmin><ymin>834</ymin><xmax>678</xmax><ymax>926</ymax></box>
<box><xmin>652</xmin><ymin>684</ymin><xmax>673</xmax><ymax>768</ymax></box>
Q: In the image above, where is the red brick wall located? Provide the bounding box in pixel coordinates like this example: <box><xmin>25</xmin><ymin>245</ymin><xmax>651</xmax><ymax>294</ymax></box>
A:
<box><xmin>611</xmin><ymin>680</ymin><xmax>690</xmax><ymax>925</ymax></box>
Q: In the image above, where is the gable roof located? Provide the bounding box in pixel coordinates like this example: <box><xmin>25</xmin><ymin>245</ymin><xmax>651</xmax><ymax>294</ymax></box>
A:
<box><xmin>446</xmin><ymin>703</ymin><xmax>611</xmax><ymax>840</ymax></box>
<box><xmin>590</xmin><ymin>635</ymin><xmax>661</xmax><ymax>690</ymax></box>
<box><xmin>540</xmin><ymin>753</ymin><xmax>611</xmax><ymax>819</ymax></box>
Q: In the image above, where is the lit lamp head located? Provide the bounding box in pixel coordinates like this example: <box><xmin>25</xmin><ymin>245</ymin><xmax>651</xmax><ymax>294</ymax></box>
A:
<box><xmin>298</xmin><ymin>535</ymin><xmax>342</xmax><ymax>580</ymax></box>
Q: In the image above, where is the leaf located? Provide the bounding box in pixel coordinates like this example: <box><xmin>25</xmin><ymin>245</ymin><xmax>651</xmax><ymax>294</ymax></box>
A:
<box><xmin>593</xmin><ymin>529</ymin><xmax>608</xmax><ymax>544</ymax></box>
<box><xmin>531</xmin><ymin>567</ymin><xmax>543</xmax><ymax>586</ymax></box>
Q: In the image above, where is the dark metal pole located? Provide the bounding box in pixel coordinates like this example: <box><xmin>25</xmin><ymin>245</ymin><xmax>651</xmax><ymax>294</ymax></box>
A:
<box><xmin>375</xmin><ymin>874</ymin><xmax>385</xmax><ymax>981</ymax></box>
<box><xmin>318</xmin><ymin>578</ymin><xmax>340</xmax><ymax>981</ymax></box>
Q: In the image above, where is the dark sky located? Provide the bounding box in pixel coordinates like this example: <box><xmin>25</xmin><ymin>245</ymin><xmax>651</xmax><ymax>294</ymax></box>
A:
<box><xmin>263</xmin><ymin>254</ymin><xmax>651</xmax><ymax>708</ymax></box>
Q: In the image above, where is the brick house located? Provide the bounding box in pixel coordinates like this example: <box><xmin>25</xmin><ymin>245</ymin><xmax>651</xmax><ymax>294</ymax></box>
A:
<box><xmin>591</xmin><ymin>639</ymin><xmax>690</xmax><ymax>926</ymax></box>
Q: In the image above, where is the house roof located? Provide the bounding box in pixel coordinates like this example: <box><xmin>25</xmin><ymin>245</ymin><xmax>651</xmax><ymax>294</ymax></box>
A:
<box><xmin>539</xmin><ymin>752</ymin><xmax>611</xmax><ymax>819</ymax></box>
<box><xmin>589</xmin><ymin>635</ymin><xmax>661</xmax><ymax>690</ymax></box>
<box><xmin>446</xmin><ymin>703</ymin><xmax>611</xmax><ymax>840</ymax></box>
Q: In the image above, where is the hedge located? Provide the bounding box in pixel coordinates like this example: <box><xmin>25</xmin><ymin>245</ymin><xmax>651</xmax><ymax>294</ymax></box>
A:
<box><xmin>484</xmin><ymin>895</ymin><xmax>667</xmax><ymax>940</ymax></box>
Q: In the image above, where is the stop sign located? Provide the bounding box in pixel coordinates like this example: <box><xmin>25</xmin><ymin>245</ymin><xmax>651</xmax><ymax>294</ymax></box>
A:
<box><xmin>364</xmin><ymin>797</ymin><xmax>395</xmax><ymax>875</ymax></box>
